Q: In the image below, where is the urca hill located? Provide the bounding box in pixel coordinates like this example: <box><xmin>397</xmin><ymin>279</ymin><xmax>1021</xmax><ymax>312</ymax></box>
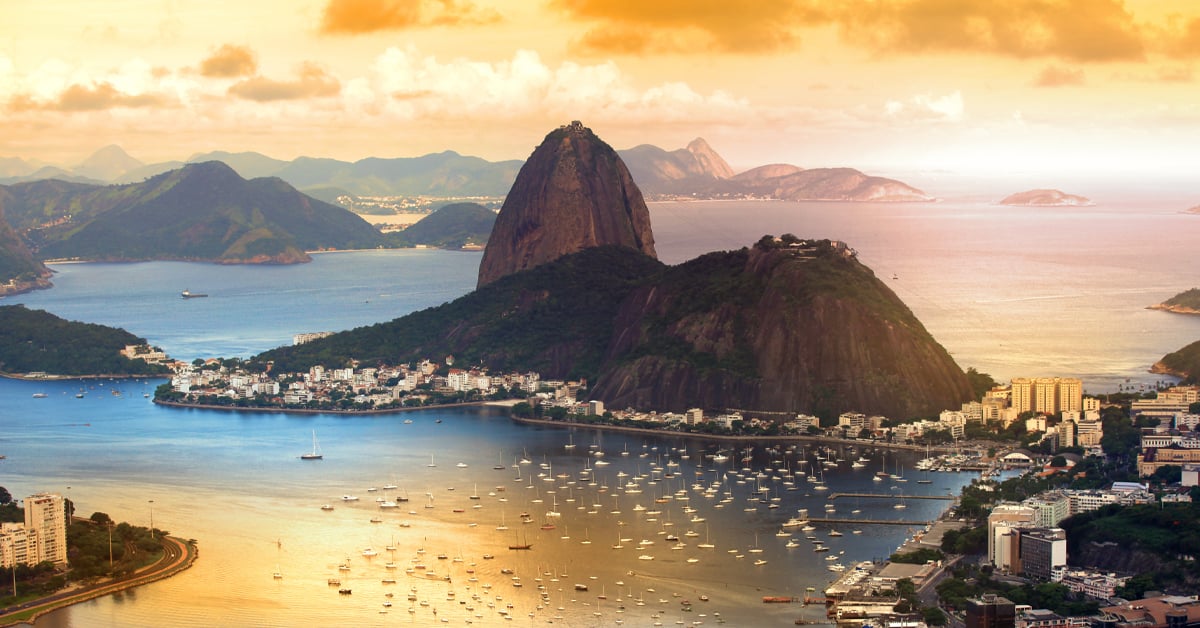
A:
<box><xmin>258</xmin><ymin>123</ymin><xmax>971</xmax><ymax>419</ymax></box>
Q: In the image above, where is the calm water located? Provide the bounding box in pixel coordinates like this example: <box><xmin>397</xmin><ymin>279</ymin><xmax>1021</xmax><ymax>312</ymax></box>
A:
<box><xmin>2</xmin><ymin>197</ymin><xmax>1199</xmax><ymax>625</ymax></box>
<box><xmin>1</xmin><ymin>379</ymin><xmax>972</xmax><ymax>627</ymax></box>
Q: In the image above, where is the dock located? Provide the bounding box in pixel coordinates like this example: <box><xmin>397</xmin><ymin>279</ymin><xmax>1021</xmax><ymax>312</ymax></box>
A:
<box><xmin>827</xmin><ymin>492</ymin><xmax>955</xmax><ymax>501</ymax></box>
<box><xmin>809</xmin><ymin>516</ymin><xmax>933</xmax><ymax>526</ymax></box>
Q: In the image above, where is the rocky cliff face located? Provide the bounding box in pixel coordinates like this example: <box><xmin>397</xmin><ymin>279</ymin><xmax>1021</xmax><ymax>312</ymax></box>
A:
<box><xmin>591</xmin><ymin>239</ymin><xmax>972</xmax><ymax>417</ymax></box>
<box><xmin>477</xmin><ymin>121</ymin><xmax>656</xmax><ymax>287</ymax></box>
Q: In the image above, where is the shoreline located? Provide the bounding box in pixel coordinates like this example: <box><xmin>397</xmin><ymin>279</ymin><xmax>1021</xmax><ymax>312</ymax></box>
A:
<box><xmin>1146</xmin><ymin>303</ymin><xmax>1200</xmax><ymax>316</ymax></box>
<box><xmin>1</xmin><ymin>372</ymin><xmax>167</xmax><ymax>382</ymax></box>
<box><xmin>153</xmin><ymin>398</ymin><xmax>493</xmax><ymax>415</ymax></box>
<box><xmin>0</xmin><ymin>535</ymin><xmax>196</xmax><ymax>628</ymax></box>
<box><xmin>508</xmin><ymin>415</ymin><xmax>958</xmax><ymax>453</ymax></box>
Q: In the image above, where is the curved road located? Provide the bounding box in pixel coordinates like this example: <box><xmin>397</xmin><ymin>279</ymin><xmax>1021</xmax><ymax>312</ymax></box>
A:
<box><xmin>0</xmin><ymin>535</ymin><xmax>196</xmax><ymax>627</ymax></box>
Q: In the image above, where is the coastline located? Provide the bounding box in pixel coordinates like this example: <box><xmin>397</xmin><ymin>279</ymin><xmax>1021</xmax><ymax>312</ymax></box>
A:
<box><xmin>0</xmin><ymin>535</ymin><xmax>197</xmax><ymax>628</ymax></box>
<box><xmin>1</xmin><ymin>372</ymin><xmax>167</xmax><ymax>382</ymax></box>
<box><xmin>508</xmin><ymin>415</ymin><xmax>957</xmax><ymax>454</ymax></box>
<box><xmin>1146</xmin><ymin>303</ymin><xmax>1200</xmax><ymax>316</ymax></box>
<box><xmin>153</xmin><ymin>398</ymin><xmax>491</xmax><ymax>415</ymax></box>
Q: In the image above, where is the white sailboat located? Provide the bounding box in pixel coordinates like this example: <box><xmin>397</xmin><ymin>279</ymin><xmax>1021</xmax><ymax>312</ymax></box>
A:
<box><xmin>300</xmin><ymin>431</ymin><xmax>323</xmax><ymax>460</ymax></box>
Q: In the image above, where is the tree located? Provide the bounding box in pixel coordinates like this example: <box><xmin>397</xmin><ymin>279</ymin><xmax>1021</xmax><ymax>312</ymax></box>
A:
<box><xmin>923</xmin><ymin>606</ymin><xmax>948</xmax><ymax>626</ymax></box>
<box><xmin>965</xmin><ymin>367</ymin><xmax>997</xmax><ymax>400</ymax></box>
<box><xmin>0</xmin><ymin>485</ymin><xmax>11</xmax><ymax>505</ymax></box>
<box><xmin>90</xmin><ymin>511</ymin><xmax>112</xmax><ymax>525</ymax></box>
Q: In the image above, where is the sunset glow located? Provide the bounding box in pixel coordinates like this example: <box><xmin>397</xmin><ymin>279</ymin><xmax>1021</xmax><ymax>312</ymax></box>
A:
<box><xmin>4</xmin><ymin>0</ymin><xmax>1200</xmax><ymax>176</ymax></box>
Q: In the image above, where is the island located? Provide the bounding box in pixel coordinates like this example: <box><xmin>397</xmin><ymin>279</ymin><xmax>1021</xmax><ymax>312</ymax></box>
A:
<box><xmin>999</xmin><ymin>189</ymin><xmax>1093</xmax><ymax>206</ymax></box>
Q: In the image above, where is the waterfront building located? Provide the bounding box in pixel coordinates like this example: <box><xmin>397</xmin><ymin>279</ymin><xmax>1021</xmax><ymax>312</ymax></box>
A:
<box><xmin>0</xmin><ymin>493</ymin><xmax>68</xmax><ymax>568</ymax></box>
<box><xmin>684</xmin><ymin>408</ymin><xmax>703</xmax><ymax>425</ymax></box>
<box><xmin>966</xmin><ymin>594</ymin><xmax>1016</xmax><ymax>628</ymax></box>
<box><xmin>588</xmin><ymin>400</ymin><xmax>604</xmax><ymax>416</ymax></box>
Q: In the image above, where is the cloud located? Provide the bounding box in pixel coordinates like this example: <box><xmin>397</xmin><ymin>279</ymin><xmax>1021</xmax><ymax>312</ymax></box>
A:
<box><xmin>8</xmin><ymin>81</ymin><xmax>165</xmax><ymax>112</ymax></box>
<box><xmin>228</xmin><ymin>63</ymin><xmax>341</xmax><ymax>102</ymax></box>
<box><xmin>200</xmin><ymin>45</ymin><xmax>258</xmax><ymax>78</ymax></box>
<box><xmin>319</xmin><ymin>0</ymin><xmax>500</xmax><ymax>34</ymax></box>
<box><xmin>555</xmin><ymin>0</ymin><xmax>823</xmax><ymax>54</ymax></box>
<box><xmin>1169</xmin><ymin>16</ymin><xmax>1200</xmax><ymax>57</ymax></box>
<box><xmin>1033</xmin><ymin>65</ymin><xmax>1085</xmax><ymax>87</ymax></box>
<box><xmin>832</xmin><ymin>0</ymin><xmax>1146</xmax><ymax>62</ymax></box>
<box><xmin>884</xmin><ymin>91</ymin><xmax>964</xmax><ymax>122</ymax></box>
<box><xmin>556</xmin><ymin>0</ymin><xmax>1168</xmax><ymax>61</ymax></box>
<box><xmin>359</xmin><ymin>47</ymin><xmax>749</xmax><ymax>124</ymax></box>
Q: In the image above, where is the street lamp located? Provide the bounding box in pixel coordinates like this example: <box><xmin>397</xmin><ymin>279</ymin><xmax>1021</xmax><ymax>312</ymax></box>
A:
<box><xmin>107</xmin><ymin>521</ymin><xmax>114</xmax><ymax>573</ymax></box>
<box><xmin>149</xmin><ymin>500</ymin><xmax>155</xmax><ymax>539</ymax></box>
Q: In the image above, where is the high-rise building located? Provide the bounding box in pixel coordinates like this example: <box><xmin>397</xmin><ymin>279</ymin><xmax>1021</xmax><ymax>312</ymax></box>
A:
<box><xmin>988</xmin><ymin>504</ymin><xmax>1036</xmax><ymax>568</ymax></box>
<box><xmin>0</xmin><ymin>523</ymin><xmax>36</xmax><ymax>569</ymax></box>
<box><xmin>966</xmin><ymin>594</ymin><xmax>1016</xmax><ymax>628</ymax></box>
<box><xmin>1011</xmin><ymin>378</ymin><xmax>1034</xmax><ymax>414</ymax></box>
<box><xmin>24</xmin><ymin>492</ymin><xmax>67</xmax><ymax>566</ymax></box>
<box><xmin>1018</xmin><ymin>528</ymin><xmax>1067</xmax><ymax>581</ymax></box>
<box><xmin>1010</xmin><ymin>377</ymin><xmax>1083</xmax><ymax>416</ymax></box>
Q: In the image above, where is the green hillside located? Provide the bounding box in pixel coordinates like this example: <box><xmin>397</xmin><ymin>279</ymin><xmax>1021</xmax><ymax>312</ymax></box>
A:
<box><xmin>389</xmin><ymin>202</ymin><xmax>496</xmax><ymax>248</ymax></box>
<box><xmin>3</xmin><ymin>162</ymin><xmax>386</xmax><ymax>264</ymax></box>
<box><xmin>0</xmin><ymin>305</ymin><xmax>169</xmax><ymax>376</ymax></box>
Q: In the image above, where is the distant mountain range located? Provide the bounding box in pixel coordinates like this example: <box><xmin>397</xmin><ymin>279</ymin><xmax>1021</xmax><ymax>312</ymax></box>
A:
<box><xmin>0</xmin><ymin>139</ymin><xmax>932</xmax><ymax>203</ymax></box>
<box><xmin>0</xmin><ymin>161</ymin><xmax>385</xmax><ymax>264</ymax></box>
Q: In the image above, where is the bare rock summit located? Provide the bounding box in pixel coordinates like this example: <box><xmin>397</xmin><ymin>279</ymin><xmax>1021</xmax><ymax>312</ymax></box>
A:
<box><xmin>477</xmin><ymin>121</ymin><xmax>656</xmax><ymax>287</ymax></box>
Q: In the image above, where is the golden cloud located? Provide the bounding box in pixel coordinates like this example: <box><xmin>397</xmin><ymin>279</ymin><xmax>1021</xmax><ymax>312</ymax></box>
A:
<box><xmin>1033</xmin><ymin>65</ymin><xmax>1085</xmax><ymax>87</ymax></box>
<box><xmin>832</xmin><ymin>0</ymin><xmax>1145</xmax><ymax>61</ymax></box>
<box><xmin>8</xmin><ymin>82</ymin><xmax>165</xmax><ymax>112</ymax></box>
<box><xmin>555</xmin><ymin>0</ymin><xmax>822</xmax><ymax>53</ymax></box>
<box><xmin>319</xmin><ymin>0</ymin><xmax>500</xmax><ymax>34</ymax></box>
<box><xmin>556</xmin><ymin>0</ymin><xmax>1191</xmax><ymax>62</ymax></box>
<box><xmin>228</xmin><ymin>63</ymin><xmax>341</xmax><ymax>102</ymax></box>
<box><xmin>200</xmin><ymin>44</ymin><xmax>258</xmax><ymax>78</ymax></box>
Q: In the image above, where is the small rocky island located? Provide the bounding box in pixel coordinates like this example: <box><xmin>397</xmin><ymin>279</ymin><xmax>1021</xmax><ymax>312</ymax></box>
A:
<box><xmin>1148</xmin><ymin>288</ymin><xmax>1200</xmax><ymax>316</ymax></box>
<box><xmin>999</xmin><ymin>189</ymin><xmax>1093</xmax><ymax>206</ymax></box>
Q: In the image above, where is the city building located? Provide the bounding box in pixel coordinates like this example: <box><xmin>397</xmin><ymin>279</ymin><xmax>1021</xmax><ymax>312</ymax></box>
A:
<box><xmin>1010</xmin><ymin>377</ymin><xmax>1082</xmax><ymax>416</ymax></box>
<box><xmin>0</xmin><ymin>493</ymin><xmax>68</xmax><ymax>569</ymax></box>
<box><xmin>1098</xmin><ymin>595</ymin><xmax>1200</xmax><ymax>628</ymax></box>
<box><xmin>1017</xmin><ymin>528</ymin><xmax>1067</xmax><ymax>581</ymax></box>
<box><xmin>988</xmin><ymin>504</ymin><xmax>1036</xmax><ymax>570</ymax></box>
<box><xmin>966</xmin><ymin>594</ymin><xmax>1016</xmax><ymax>628</ymax></box>
<box><xmin>1139</xmin><ymin>447</ymin><xmax>1200</xmax><ymax>476</ymax></box>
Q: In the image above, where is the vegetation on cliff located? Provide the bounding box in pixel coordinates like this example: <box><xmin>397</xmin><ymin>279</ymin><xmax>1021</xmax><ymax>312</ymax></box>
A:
<box><xmin>255</xmin><ymin>235</ymin><xmax>971</xmax><ymax>419</ymax></box>
<box><xmin>0</xmin><ymin>305</ymin><xmax>169</xmax><ymax>376</ymax></box>
<box><xmin>0</xmin><ymin>202</ymin><xmax>51</xmax><ymax>289</ymax></box>
<box><xmin>388</xmin><ymin>202</ymin><xmax>496</xmax><ymax>249</ymax></box>
<box><xmin>1155</xmin><ymin>338</ymin><xmax>1200</xmax><ymax>383</ymax></box>
<box><xmin>2</xmin><ymin>161</ymin><xmax>385</xmax><ymax>264</ymax></box>
<box><xmin>256</xmin><ymin>245</ymin><xmax>664</xmax><ymax>378</ymax></box>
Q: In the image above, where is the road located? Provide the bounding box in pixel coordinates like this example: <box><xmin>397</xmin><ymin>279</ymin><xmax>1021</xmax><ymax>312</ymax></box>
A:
<box><xmin>0</xmin><ymin>535</ymin><xmax>196</xmax><ymax>627</ymax></box>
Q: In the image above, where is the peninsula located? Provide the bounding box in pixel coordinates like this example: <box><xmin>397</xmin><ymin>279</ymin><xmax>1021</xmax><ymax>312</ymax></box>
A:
<box><xmin>1147</xmin><ymin>287</ymin><xmax>1200</xmax><ymax>315</ymax></box>
<box><xmin>999</xmin><ymin>188</ymin><xmax>1093</xmax><ymax>206</ymax></box>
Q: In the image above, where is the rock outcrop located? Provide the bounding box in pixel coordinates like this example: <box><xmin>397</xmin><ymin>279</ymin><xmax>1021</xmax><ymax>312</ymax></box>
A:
<box><xmin>477</xmin><ymin>121</ymin><xmax>656</xmax><ymax>287</ymax></box>
<box><xmin>0</xmin><ymin>200</ymin><xmax>52</xmax><ymax>295</ymax></box>
<box><xmin>999</xmin><ymin>189</ymin><xmax>1093</xmax><ymax>206</ymax></box>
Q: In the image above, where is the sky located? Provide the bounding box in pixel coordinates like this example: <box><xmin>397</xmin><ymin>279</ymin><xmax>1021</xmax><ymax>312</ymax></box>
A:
<box><xmin>3</xmin><ymin>0</ymin><xmax>1200</xmax><ymax>178</ymax></box>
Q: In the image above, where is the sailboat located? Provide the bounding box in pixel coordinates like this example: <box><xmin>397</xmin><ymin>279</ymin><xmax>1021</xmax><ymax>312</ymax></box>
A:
<box><xmin>300</xmin><ymin>431</ymin><xmax>323</xmax><ymax>460</ymax></box>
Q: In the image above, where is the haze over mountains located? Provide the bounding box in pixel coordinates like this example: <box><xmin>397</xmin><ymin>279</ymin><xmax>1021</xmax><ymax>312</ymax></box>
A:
<box><xmin>0</xmin><ymin>137</ymin><xmax>932</xmax><ymax>203</ymax></box>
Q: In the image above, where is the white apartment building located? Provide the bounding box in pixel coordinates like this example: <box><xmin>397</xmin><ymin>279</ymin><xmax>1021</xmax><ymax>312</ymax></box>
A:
<box><xmin>0</xmin><ymin>493</ymin><xmax>68</xmax><ymax>569</ymax></box>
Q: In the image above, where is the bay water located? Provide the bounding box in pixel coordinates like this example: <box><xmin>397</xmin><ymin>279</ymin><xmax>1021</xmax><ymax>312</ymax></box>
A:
<box><xmin>1</xmin><ymin>197</ymin><xmax>1198</xmax><ymax>625</ymax></box>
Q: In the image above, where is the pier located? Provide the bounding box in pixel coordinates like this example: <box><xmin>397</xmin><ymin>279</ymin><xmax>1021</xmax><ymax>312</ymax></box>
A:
<box><xmin>809</xmin><ymin>516</ymin><xmax>933</xmax><ymax>526</ymax></box>
<box><xmin>827</xmin><ymin>492</ymin><xmax>955</xmax><ymax>501</ymax></box>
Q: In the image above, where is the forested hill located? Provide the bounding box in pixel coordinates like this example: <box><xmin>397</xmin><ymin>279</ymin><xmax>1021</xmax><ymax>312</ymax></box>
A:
<box><xmin>0</xmin><ymin>305</ymin><xmax>169</xmax><ymax>376</ymax></box>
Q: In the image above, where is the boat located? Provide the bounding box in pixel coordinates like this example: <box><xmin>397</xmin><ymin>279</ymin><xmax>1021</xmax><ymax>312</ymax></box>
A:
<box><xmin>181</xmin><ymin>289</ymin><xmax>208</xmax><ymax>298</ymax></box>
<box><xmin>300</xmin><ymin>430</ymin><xmax>323</xmax><ymax>460</ymax></box>
<box><xmin>320</xmin><ymin>504</ymin><xmax>333</xmax><ymax>511</ymax></box>
<box><xmin>32</xmin><ymin>393</ymin><xmax>48</xmax><ymax>398</ymax></box>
